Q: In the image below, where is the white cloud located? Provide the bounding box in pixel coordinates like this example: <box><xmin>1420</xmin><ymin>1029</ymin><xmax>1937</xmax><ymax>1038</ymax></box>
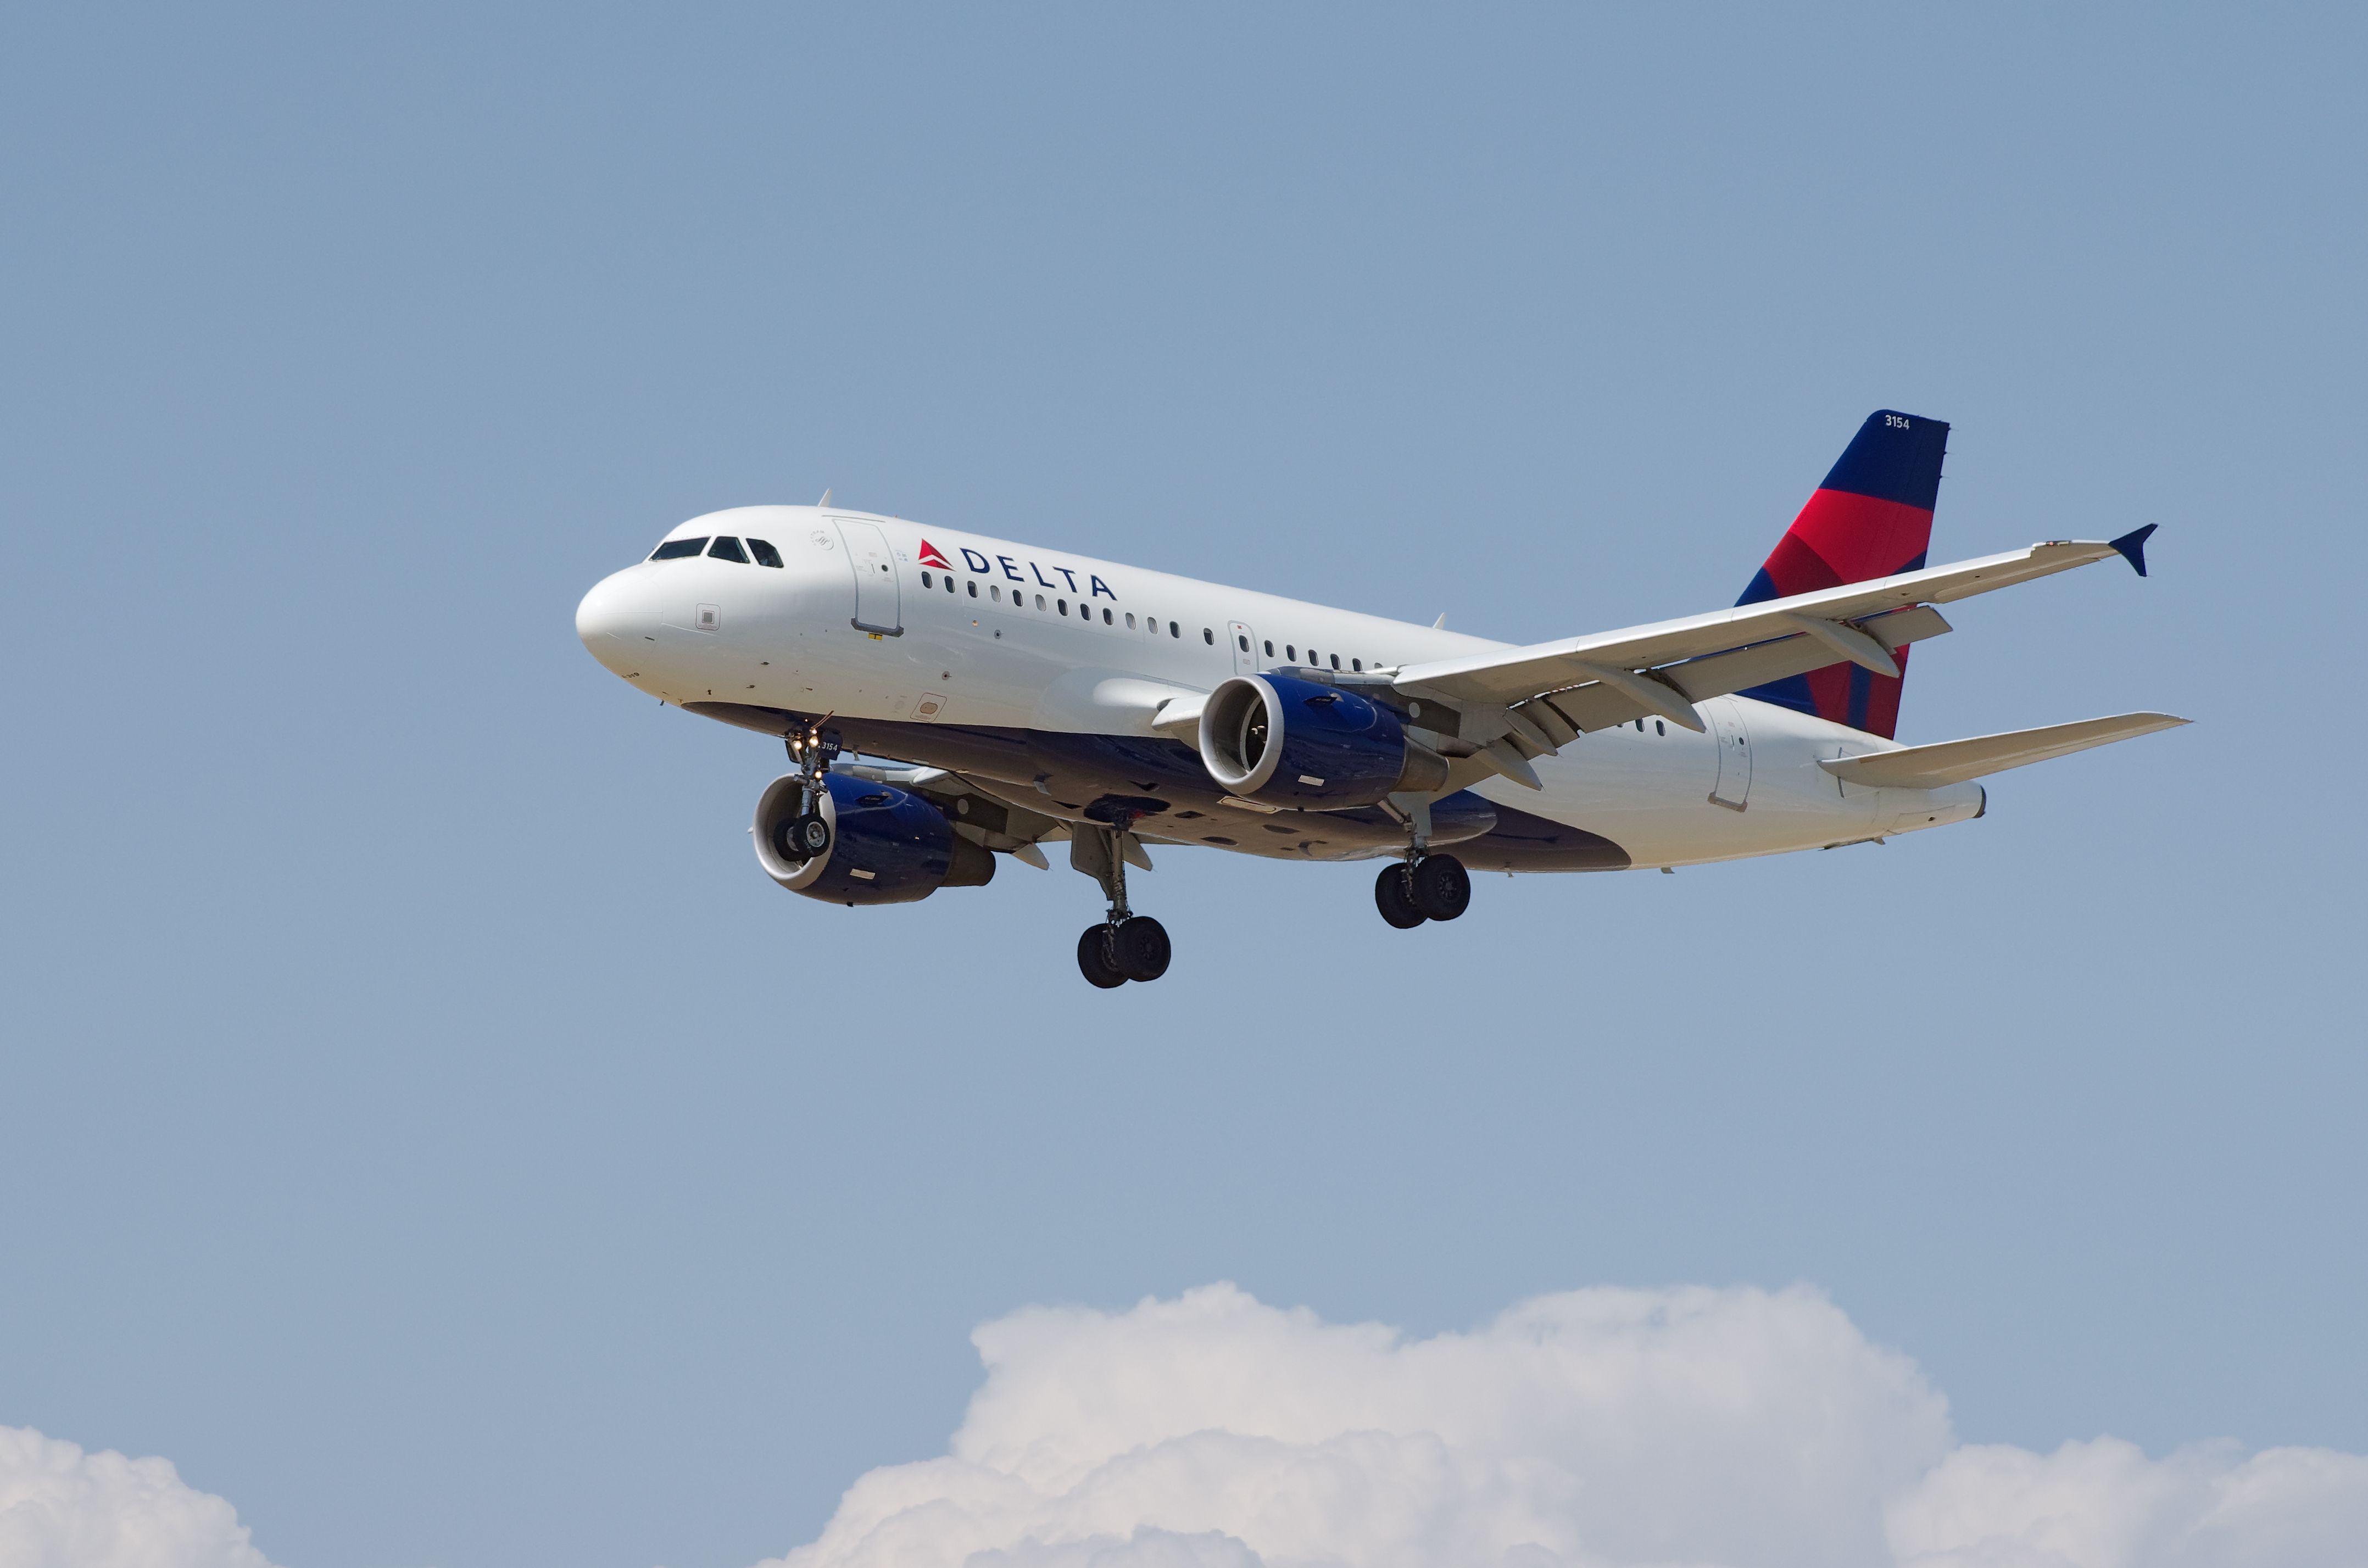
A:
<box><xmin>761</xmin><ymin>1284</ymin><xmax>2368</xmax><ymax>1568</ymax></box>
<box><xmin>9</xmin><ymin>1287</ymin><xmax>2361</xmax><ymax>1568</ymax></box>
<box><xmin>0</xmin><ymin>1425</ymin><xmax>277</xmax><ymax>1568</ymax></box>
<box><xmin>1889</xmin><ymin>1437</ymin><xmax>2368</xmax><ymax>1568</ymax></box>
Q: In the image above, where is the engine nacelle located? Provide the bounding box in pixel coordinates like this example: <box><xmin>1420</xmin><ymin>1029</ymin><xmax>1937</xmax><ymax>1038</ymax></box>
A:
<box><xmin>1198</xmin><ymin>673</ymin><xmax>1450</xmax><ymax>810</ymax></box>
<box><xmin>752</xmin><ymin>772</ymin><xmax>996</xmax><ymax>906</ymax></box>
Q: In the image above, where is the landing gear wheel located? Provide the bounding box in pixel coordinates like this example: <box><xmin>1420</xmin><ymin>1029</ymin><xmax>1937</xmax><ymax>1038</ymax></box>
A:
<box><xmin>794</xmin><ymin>813</ymin><xmax>831</xmax><ymax>857</ymax></box>
<box><xmin>1411</xmin><ymin>853</ymin><xmax>1471</xmax><ymax>922</ymax></box>
<box><xmin>1111</xmin><ymin>916</ymin><xmax>1171</xmax><ymax>981</ymax></box>
<box><xmin>1375</xmin><ymin>863</ymin><xmax>1427</xmax><ymax>928</ymax></box>
<box><xmin>772</xmin><ymin>813</ymin><xmax>828</xmax><ymax>863</ymax></box>
<box><xmin>1077</xmin><ymin>925</ymin><xmax>1128</xmax><ymax>989</ymax></box>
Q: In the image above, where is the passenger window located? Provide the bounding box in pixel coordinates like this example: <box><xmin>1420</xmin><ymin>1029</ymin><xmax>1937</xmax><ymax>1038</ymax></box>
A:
<box><xmin>1058</xmin><ymin>599</ymin><xmax>1069</xmax><ymax>615</ymax></box>
<box><xmin>1203</xmin><ymin>628</ymin><xmax>1214</xmax><ymax>645</ymax></box>
<box><xmin>1102</xmin><ymin>607</ymin><xmax>1113</xmax><ymax>624</ymax></box>
<box><xmin>1169</xmin><ymin>621</ymin><xmax>1180</xmax><ymax>638</ymax></box>
<box><xmin>1330</xmin><ymin>653</ymin><xmax>1340</xmax><ymax>669</ymax></box>
<box><xmin>1352</xmin><ymin>658</ymin><xmax>1362</xmax><ymax>672</ymax></box>
<box><xmin>746</xmin><ymin>538</ymin><xmax>784</xmax><ymax>567</ymax></box>
<box><xmin>1238</xmin><ymin>634</ymin><xmax>1249</xmax><ymax>651</ymax></box>
<box><xmin>1656</xmin><ymin>720</ymin><xmax>1666</xmax><ymax>735</ymax></box>
<box><xmin>649</xmin><ymin>537</ymin><xmax>709</xmax><ymax>560</ymax></box>
<box><xmin>1263</xmin><ymin>640</ymin><xmax>1274</xmax><ymax>656</ymax></box>
<box><xmin>921</xmin><ymin>570</ymin><xmax>933</xmax><ymax>588</ymax></box>
<box><xmin>1126</xmin><ymin>613</ymin><xmax>1136</xmax><ymax>629</ymax></box>
<box><xmin>1286</xmin><ymin>645</ymin><xmax>1296</xmax><ymax>660</ymax></box>
<box><xmin>708</xmin><ymin>537</ymin><xmax>749</xmax><ymax>563</ymax></box>
<box><xmin>990</xmin><ymin>585</ymin><xmax>1002</xmax><ymax>602</ymax></box>
<box><xmin>1035</xmin><ymin>594</ymin><xmax>1046</xmax><ymax>610</ymax></box>
<box><xmin>1635</xmin><ymin>719</ymin><xmax>1644</xmax><ymax>732</ymax></box>
<box><xmin>967</xmin><ymin>580</ymin><xmax>978</xmax><ymax>597</ymax></box>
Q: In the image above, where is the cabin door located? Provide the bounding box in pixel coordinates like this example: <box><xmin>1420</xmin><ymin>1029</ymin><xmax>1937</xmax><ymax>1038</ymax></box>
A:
<box><xmin>837</xmin><ymin>518</ymin><xmax>902</xmax><ymax>636</ymax></box>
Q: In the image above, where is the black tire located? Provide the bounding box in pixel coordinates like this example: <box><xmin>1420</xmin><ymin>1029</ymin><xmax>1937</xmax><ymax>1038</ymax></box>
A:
<box><xmin>1112</xmin><ymin>916</ymin><xmax>1172</xmax><ymax>981</ymax></box>
<box><xmin>770</xmin><ymin>816</ymin><xmax>804</xmax><ymax>862</ymax></box>
<box><xmin>1411</xmin><ymin>853</ymin><xmax>1471</xmax><ymax>921</ymax></box>
<box><xmin>1077</xmin><ymin>924</ymin><xmax>1128</xmax><ymax>988</ymax></box>
<box><xmin>795</xmin><ymin>813</ymin><xmax>832</xmax><ymax>856</ymax></box>
<box><xmin>1375</xmin><ymin>863</ymin><xmax>1427</xmax><ymax>928</ymax></box>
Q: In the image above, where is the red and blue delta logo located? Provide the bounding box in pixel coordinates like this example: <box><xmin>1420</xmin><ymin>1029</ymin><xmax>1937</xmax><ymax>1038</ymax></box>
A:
<box><xmin>916</xmin><ymin>538</ymin><xmax>1119</xmax><ymax>602</ymax></box>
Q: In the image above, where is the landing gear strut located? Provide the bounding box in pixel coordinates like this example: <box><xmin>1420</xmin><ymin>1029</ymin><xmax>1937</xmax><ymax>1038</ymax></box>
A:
<box><xmin>1072</xmin><ymin>821</ymin><xmax>1171</xmax><ymax>986</ymax></box>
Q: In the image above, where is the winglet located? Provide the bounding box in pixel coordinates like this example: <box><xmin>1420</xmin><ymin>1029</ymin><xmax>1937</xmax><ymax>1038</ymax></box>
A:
<box><xmin>2108</xmin><ymin>523</ymin><xmax>2156</xmax><ymax>577</ymax></box>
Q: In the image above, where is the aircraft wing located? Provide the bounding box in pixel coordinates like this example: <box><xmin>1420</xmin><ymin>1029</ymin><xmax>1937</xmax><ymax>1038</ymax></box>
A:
<box><xmin>1384</xmin><ymin>529</ymin><xmax>2157</xmax><ymax>764</ymax></box>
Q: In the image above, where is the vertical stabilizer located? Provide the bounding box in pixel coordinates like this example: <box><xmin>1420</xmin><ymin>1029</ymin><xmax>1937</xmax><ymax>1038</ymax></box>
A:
<box><xmin>1736</xmin><ymin>410</ymin><xmax>1948</xmax><ymax>738</ymax></box>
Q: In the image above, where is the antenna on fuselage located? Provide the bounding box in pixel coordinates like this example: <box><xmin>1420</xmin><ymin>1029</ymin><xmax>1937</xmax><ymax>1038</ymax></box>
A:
<box><xmin>817</xmin><ymin>488</ymin><xmax>833</xmax><ymax>507</ymax></box>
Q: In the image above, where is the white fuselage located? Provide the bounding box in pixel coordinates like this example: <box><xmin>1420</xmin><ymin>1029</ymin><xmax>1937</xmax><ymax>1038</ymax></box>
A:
<box><xmin>576</xmin><ymin>505</ymin><xmax>1983</xmax><ymax>871</ymax></box>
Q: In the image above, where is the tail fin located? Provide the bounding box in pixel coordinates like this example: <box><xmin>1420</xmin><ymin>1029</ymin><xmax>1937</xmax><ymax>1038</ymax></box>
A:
<box><xmin>1736</xmin><ymin>409</ymin><xmax>1949</xmax><ymax>738</ymax></box>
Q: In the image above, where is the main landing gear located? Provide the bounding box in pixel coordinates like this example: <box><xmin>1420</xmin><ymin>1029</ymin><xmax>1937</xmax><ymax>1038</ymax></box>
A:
<box><xmin>1374</xmin><ymin>853</ymin><xmax>1471</xmax><ymax>928</ymax></box>
<box><xmin>1078</xmin><ymin>915</ymin><xmax>1171</xmax><ymax>989</ymax></box>
<box><xmin>1072</xmin><ymin>821</ymin><xmax>1172</xmax><ymax>987</ymax></box>
<box><xmin>1373</xmin><ymin>790</ymin><xmax>1472</xmax><ymax>929</ymax></box>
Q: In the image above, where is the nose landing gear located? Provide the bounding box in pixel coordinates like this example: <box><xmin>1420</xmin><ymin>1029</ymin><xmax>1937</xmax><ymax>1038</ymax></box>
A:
<box><xmin>1072</xmin><ymin>820</ymin><xmax>1172</xmax><ymax>986</ymax></box>
<box><xmin>779</xmin><ymin>717</ymin><xmax>838</xmax><ymax>862</ymax></box>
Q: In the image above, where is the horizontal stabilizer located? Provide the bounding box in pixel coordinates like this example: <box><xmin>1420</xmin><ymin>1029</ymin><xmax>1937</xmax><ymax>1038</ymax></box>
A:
<box><xmin>1819</xmin><ymin>712</ymin><xmax>2189</xmax><ymax>790</ymax></box>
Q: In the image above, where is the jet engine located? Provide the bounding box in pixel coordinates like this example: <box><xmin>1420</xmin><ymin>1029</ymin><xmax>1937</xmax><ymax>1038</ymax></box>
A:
<box><xmin>752</xmin><ymin>772</ymin><xmax>996</xmax><ymax>906</ymax></box>
<box><xmin>1198</xmin><ymin>673</ymin><xmax>1450</xmax><ymax>810</ymax></box>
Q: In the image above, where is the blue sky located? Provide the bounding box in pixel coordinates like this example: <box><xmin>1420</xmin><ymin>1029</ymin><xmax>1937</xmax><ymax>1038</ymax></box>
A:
<box><xmin>2</xmin><ymin>8</ymin><xmax>2361</xmax><ymax>1567</ymax></box>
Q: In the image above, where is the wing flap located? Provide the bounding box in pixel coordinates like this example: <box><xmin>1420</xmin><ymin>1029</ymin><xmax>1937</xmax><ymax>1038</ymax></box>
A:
<box><xmin>1664</xmin><ymin>604</ymin><xmax>1953</xmax><ymax>704</ymax></box>
<box><xmin>1818</xmin><ymin>712</ymin><xmax>2189</xmax><ymax>789</ymax></box>
<box><xmin>1498</xmin><ymin>604</ymin><xmax>1955</xmax><ymax>735</ymax></box>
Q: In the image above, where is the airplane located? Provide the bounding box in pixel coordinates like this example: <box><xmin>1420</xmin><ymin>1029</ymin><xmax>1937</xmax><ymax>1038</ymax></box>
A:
<box><xmin>575</xmin><ymin>410</ymin><xmax>2183</xmax><ymax>987</ymax></box>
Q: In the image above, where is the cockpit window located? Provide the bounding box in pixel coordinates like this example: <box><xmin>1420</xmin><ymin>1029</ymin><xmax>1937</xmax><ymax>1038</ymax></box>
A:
<box><xmin>650</xmin><ymin>537</ymin><xmax>709</xmax><ymax>560</ymax></box>
<box><xmin>746</xmin><ymin>538</ymin><xmax>784</xmax><ymax>568</ymax></box>
<box><xmin>707</xmin><ymin>536</ymin><xmax>749</xmax><ymax>563</ymax></box>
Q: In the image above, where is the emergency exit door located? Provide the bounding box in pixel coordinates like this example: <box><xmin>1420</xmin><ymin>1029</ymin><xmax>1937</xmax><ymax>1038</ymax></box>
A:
<box><xmin>1229</xmin><ymin>622</ymin><xmax>1259</xmax><ymax>674</ymax></box>
<box><xmin>1708</xmin><ymin>697</ymin><xmax>1753</xmax><ymax>811</ymax></box>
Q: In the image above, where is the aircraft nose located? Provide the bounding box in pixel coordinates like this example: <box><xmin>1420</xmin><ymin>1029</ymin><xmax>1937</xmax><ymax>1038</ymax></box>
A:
<box><xmin>576</xmin><ymin>570</ymin><xmax>648</xmax><ymax>668</ymax></box>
